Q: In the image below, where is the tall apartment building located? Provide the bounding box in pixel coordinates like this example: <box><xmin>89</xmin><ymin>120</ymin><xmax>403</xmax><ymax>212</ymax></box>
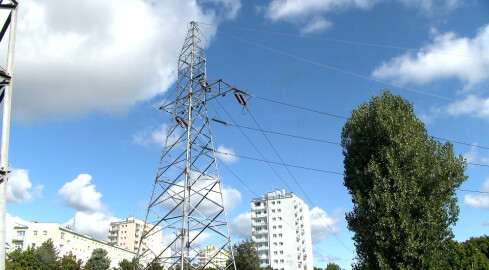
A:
<box><xmin>10</xmin><ymin>221</ymin><xmax>135</xmax><ymax>268</ymax></box>
<box><xmin>108</xmin><ymin>216</ymin><xmax>167</xmax><ymax>263</ymax></box>
<box><xmin>197</xmin><ymin>244</ymin><xmax>229</xmax><ymax>268</ymax></box>
<box><xmin>251</xmin><ymin>189</ymin><xmax>314</xmax><ymax>270</ymax></box>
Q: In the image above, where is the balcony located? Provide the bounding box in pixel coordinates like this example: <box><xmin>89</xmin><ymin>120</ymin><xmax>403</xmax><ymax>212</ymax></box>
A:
<box><xmin>258</xmin><ymin>246</ymin><xmax>269</xmax><ymax>250</ymax></box>
<box><xmin>252</xmin><ymin>221</ymin><xmax>267</xmax><ymax>226</ymax></box>
<box><xmin>252</xmin><ymin>205</ymin><xmax>266</xmax><ymax>211</ymax></box>
<box><xmin>254</xmin><ymin>230</ymin><xmax>268</xmax><ymax>235</ymax></box>
<box><xmin>253</xmin><ymin>213</ymin><xmax>268</xmax><ymax>218</ymax></box>
<box><xmin>255</xmin><ymin>237</ymin><xmax>268</xmax><ymax>243</ymax></box>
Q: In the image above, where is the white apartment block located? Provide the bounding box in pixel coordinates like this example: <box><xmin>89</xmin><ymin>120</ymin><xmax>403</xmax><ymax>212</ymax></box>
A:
<box><xmin>10</xmin><ymin>221</ymin><xmax>135</xmax><ymax>268</ymax></box>
<box><xmin>108</xmin><ymin>216</ymin><xmax>169</xmax><ymax>266</ymax></box>
<box><xmin>251</xmin><ymin>189</ymin><xmax>314</xmax><ymax>270</ymax></box>
<box><xmin>197</xmin><ymin>244</ymin><xmax>229</xmax><ymax>268</ymax></box>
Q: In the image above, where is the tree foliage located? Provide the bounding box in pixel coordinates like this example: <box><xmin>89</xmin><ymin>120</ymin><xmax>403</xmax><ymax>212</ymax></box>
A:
<box><xmin>36</xmin><ymin>238</ymin><xmax>59</xmax><ymax>269</ymax></box>
<box><xmin>325</xmin><ymin>262</ymin><xmax>342</xmax><ymax>270</ymax></box>
<box><xmin>341</xmin><ymin>90</ymin><xmax>467</xmax><ymax>269</ymax></box>
<box><xmin>6</xmin><ymin>247</ymin><xmax>43</xmax><ymax>270</ymax></box>
<box><xmin>85</xmin><ymin>248</ymin><xmax>111</xmax><ymax>270</ymax></box>
<box><xmin>230</xmin><ymin>239</ymin><xmax>260</xmax><ymax>270</ymax></box>
<box><xmin>60</xmin><ymin>252</ymin><xmax>83</xmax><ymax>270</ymax></box>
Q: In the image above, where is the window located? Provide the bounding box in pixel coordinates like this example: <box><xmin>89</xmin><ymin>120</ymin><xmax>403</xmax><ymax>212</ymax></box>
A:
<box><xmin>272</xmin><ymin>217</ymin><xmax>276</xmax><ymax>221</ymax></box>
<box><xmin>273</xmin><ymin>234</ymin><xmax>277</xmax><ymax>238</ymax></box>
<box><xmin>272</xmin><ymin>226</ymin><xmax>276</xmax><ymax>229</ymax></box>
<box><xmin>277</xmin><ymin>201</ymin><xmax>281</xmax><ymax>204</ymax></box>
<box><xmin>279</xmin><ymin>233</ymin><xmax>282</xmax><ymax>237</ymax></box>
<box><xmin>280</xmin><ymin>251</ymin><xmax>284</xmax><ymax>255</ymax></box>
<box><xmin>280</xmin><ymin>259</ymin><xmax>284</xmax><ymax>263</ymax></box>
<box><xmin>61</xmin><ymin>232</ymin><xmax>65</xmax><ymax>239</ymax></box>
<box><xmin>43</xmin><ymin>231</ymin><xmax>47</xmax><ymax>235</ymax></box>
<box><xmin>31</xmin><ymin>243</ymin><xmax>36</xmax><ymax>248</ymax></box>
<box><xmin>278</xmin><ymin>225</ymin><xmax>282</xmax><ymax>229</ymax></box>
<box><xmin>278</xmin><ymin>209</ymin><xmax>281</xmax><ymax>213</ymax></box>
<box><xmin>274</xmin><ymin>260</ymin><xmax>278</xmax><ymax>263</ymax></box>
<box><xmin>274</xmin><ymin>251</ymin><xmax>278</xmax><ymax>255</ymax></box>
<box><xmin>272</xmin><ymin>209</ymin><xmax>275</xmax><ymax>213</ymax></box>
<box><xmin>278</xmin><ymin>217</ymin><xmax>282</xmax><ymax>220</ymax></box>
<box><xmin>33</xmin><ymin>231</ymin><xmax>37</xmax><ymax>235</ymax></box>
<box><xmin>17</xmin><ymin>231</ymin><xmax>25</xmax><ymax>236</ymax></box>
<box><xmin>272</xmin><ymin>201</ymin><xmax>275</xmax><ymax>205</ymax></box>
<box><xmin>279</xmin><ymin>242</ymin><xmax>283</xmax><ymax>245</ymax></box>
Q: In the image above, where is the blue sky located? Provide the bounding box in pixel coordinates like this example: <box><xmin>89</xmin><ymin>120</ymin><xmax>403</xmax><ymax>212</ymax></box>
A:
<box><xmin>3</xmin><ymin>0</ymin><xmax>489</xmax><ymax>269</ymax></box>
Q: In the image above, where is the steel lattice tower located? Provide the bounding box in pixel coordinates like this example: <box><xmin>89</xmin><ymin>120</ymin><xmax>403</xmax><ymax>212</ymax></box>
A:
<box><xmin>137</xmin><ymin>22</ymin><xmax>237</xmax><ymax>270</ymax></box>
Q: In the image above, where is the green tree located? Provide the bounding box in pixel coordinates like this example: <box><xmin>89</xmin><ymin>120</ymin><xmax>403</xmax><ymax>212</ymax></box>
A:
<box><xmin>6</xmin><ymin>247</ymin><xmax>43</xmax><ymax>270</ymax></box>
<box><xmin>60</xmin><ymin>251</ymin><xmax>83</xmax><ymax>270</ymax></box>
<box><xmin>85</xmin><ymin>248</ymin><xmax>111</xmax><ymax>270</ymax></box>
<box><xmin>341</xmin><ymin>90</ymin><xmax>467</xmax><ymax>270</ymax></box>
<box><xmin>325</xmin><ymin>262</ymin><xmax>342</xmax><ymax>270</ymax></box>
<box><xmin>35</xmin><ymin>239</ymin><xmax>60</xmax><ymax>269</ymax></box>
<box><xmin>314</xmin><ymin>267</ymin><xmax>323</xmax><ymax>270</ymax></box>
<box><xmin>117</xmin><ymin>257</ymin><xmax>141</xmax><ymax>270</ymax></box>
<box><xmin>229</xmin><ymin>239</ymin><xmax>260</xmax><ymax>270</ymax></box>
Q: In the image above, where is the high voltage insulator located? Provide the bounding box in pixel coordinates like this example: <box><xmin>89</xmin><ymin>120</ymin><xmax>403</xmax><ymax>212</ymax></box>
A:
<box><xmin>137</xmin><ymin>22</ymin><xmax>242</xmax><ymax>270</ymax></box>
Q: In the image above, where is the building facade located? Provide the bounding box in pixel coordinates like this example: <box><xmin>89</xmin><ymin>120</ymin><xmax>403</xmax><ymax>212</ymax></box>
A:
<box><xmin>251</xmin><ymin>189</ymin><xmax>314</xmax><ymax>270</ymax></box>
<box><xmin>197</xmin><ymin>244</ymin><xmax>229</xmax><ymax>268</ymax></box>
<box><xmin>10</xmin><ymin>221</ymin><xmax>135</xmax><ymax>268</ymax></box>
<box><xmin>108</xmin><ymin>216</ymin><xmax>169</xmax><ymax>265</ymax></box>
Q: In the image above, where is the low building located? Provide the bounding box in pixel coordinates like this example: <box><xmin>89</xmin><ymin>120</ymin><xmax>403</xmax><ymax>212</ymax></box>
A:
<box><xmin>197</xmin><ymin>244</ymin><xmax>229</xmax><ymax>269</ymax></box>
<box><xmin>10</xmin><ymin>221</ymin><xmax>135</xmax><ymax>268</ymax></box>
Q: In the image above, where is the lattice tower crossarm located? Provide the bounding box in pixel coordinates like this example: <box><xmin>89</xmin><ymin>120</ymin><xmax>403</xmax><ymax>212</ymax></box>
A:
<box><xmin>137</xmin><ymin>22</ymin><xmax>237</xmax><ymax>270</ymax></box>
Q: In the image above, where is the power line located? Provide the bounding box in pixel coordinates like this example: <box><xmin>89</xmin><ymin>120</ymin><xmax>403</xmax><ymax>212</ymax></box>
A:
<box><xmin>215</xmin><ymin>99</ymin><xmax>295</xmax><ymax>192</ymax></box>
<box><xmin>211</xmin><ymin>119</ymin><xmax>341</xmax><ymax>146</ymax></box>
<box><xmin>215</xmin><ymin>149</ymin><xmax>343</xmax><ymax>175</ymax></box>
<box><xmin>199</xmin><ymin>23</ymin><xmax>476</xmax><ymax>59</ymax></box>
<box><xmin>244</xmin><ymin>107</ymin><xmax>352</xmax><ymax>252</ymax></box>
<box><xmin>216</xmin><ymin>30</ymin><xmax>457</xmax><ymax>102</ymax></box>
<box><xmin>245</xmin><ymin>94</ymin><xmax>489</xmax><ymax>151</ymax></box>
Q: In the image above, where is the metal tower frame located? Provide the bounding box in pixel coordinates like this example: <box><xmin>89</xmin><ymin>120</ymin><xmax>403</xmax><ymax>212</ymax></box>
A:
<box><xmin>0</xmin><ymin>1</ymin><xmax>19</xmax><ymax>270</ymax></box>
<box><xmin>137</xmin><ymin>22</ymin><xmax>242</xmax><ymax>270</ymax></box>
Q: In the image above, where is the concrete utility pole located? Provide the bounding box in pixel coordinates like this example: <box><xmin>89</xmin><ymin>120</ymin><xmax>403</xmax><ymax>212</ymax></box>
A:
<box><xmin>136</xmin><ymin>22</ymin><xmax>245</xmax><ymax>270</ymax></box>
<box><xmin>0</xmin><ymin>1</ymin><xmax>19</xmax><ymax>270</ymax></box>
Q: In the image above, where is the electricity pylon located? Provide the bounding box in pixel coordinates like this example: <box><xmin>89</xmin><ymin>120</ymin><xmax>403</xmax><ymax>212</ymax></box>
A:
<box><xmin>0</xmin><ymin>2</ymin><xmax>19</xmax><ymax>270</ymax></box>
<box><xmin>137</xmin><ymin>22</ymin><xmax>240</xmax><ymax>270</ymax></box>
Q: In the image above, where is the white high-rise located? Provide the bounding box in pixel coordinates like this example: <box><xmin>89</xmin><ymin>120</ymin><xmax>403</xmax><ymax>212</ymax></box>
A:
<box><xmin>251</xmin><ymin>189</ymin><xmax>313</xmax><ymax>270</ymax></box>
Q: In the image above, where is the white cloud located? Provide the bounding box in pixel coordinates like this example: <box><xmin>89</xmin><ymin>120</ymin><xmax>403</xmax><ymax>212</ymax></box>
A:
<box><xmin>216</xmin><ymin>145</ymin><xmax>238</xmax><ymax>163</ymax></box>
<box><xmin>7</xmin><ymin>169</ymin><xmax>43</xmax><ymax>203</ymax></box>
<box><xmin>300</xmin><ymin>17</ymin><xmax>332</xmax><ymax>34</ymax></box>
<box><xmin>229</xmin><ymin>212</ymin><xmax>251</xmax><ymax>238</ymax></box>
<box><xmin>13</xmin><ymin>0</ymin><xmax>241</xmax><ymax>122</ymax></box>
<box><xmin>263</xmin><ymin>0</ymin><xmax>459</xmax><ymax>32</ymax></box>
<box><xmin>396</xmin><ymin>0</ymin><xmax>461</xmax><ymax>13</ymax></box>
<box><xmin>445</xmin><ymin>95</ymin><xmax>489</xmax><ymax>119</ymax></box>
<box><xmin>63</xmin><ymin>212</ymin><xmax>120</xmax><ymax>241</ymax></box>
<box><xmin>162</xmin><ymin>230</ymin><xmax>211</xmax><ymax>248</ymax></box>
<box><xmin>58</xmin><ymin>174</ymin><xmax>103</xmax><ymax>212</ymax></box>
<box><xmin>464</xmin><ymin>178</ymin><xmax>489</xmax><ymax>210</ymax></box>
<box><xmin>5</xmin><ymin>213</ymin><xmax>29</xmax><ymax>244</ymax></box>
<box><xmin>132</xmin><ymin>123</ymin><xmax>180</xmax><ymax>147</ymax></box>
<box><xmin>464</xmin><ymin>144</ymin><xmax>478</xmax><ymax>163</ymax></box>
<box><xmin>309</xmin><ymin>207</ymin><xmax>341</xmax><ymax>244</ymax></box>
<box><xmin>264</xmin><ymin>0</ymin><xmax>375</xmax><ymax>21</ymax></box>
<box><xmin>372</xmin><ymin>24</ymin><xmax>489</xmax><ymax>90</ymax></box>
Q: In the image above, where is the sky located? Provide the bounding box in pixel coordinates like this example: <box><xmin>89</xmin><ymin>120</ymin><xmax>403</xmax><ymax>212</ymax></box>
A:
<box><xmin>2</xmin><ymin>0</ymin><xmax>489</xmax><ymax>269</ymax></box>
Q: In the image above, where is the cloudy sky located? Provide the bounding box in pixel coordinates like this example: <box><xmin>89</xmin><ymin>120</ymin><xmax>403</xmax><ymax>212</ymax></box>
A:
<box><xmin>4</xmin><ymin>0</ymin><xmax>489</xmax><ymax>269</ymax></box>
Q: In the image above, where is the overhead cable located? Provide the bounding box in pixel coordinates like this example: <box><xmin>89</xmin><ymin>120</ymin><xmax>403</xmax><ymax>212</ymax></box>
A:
<box><xmin>199</xmin><ymin>23</ymin><xmax>476</xmax><ymax>59</ymax></box>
